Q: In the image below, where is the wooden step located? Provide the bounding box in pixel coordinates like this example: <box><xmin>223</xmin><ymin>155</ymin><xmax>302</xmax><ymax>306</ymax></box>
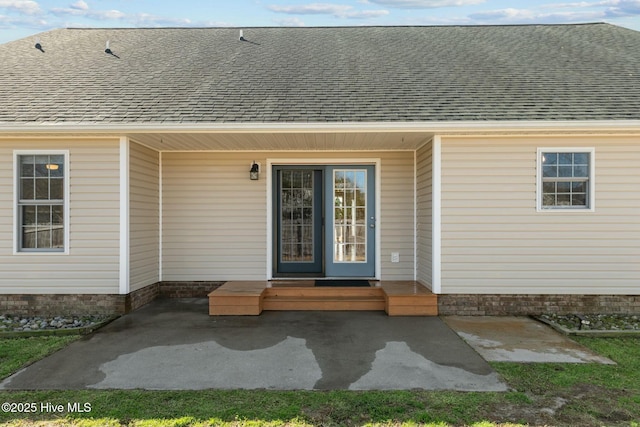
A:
<box><xmin>382</xmin><ymin>281</ymin><xmax>438</xmax><ymax>316</ymax></box>
<box><xmin>264</xmin><ymin>286</ymin><xmax>385</xmax><ymax>298</ymax></box>
<box><xmin>208</xmin><ymin>281</ymin><xmax>266</xmax><ymax>316</ymax></box>
<box><xmin>208</xmin><ymin>281</ymin><xmax>438</xmax><ymax>316</ymax></box>
<box><xmin>263</xmin><ymin>296</ymin><xmax>386</xmax><ymax>311</ymax></box>
<box><xmin>263</xmin><ymin>286</ymin><xmax>386</xmax><ymax>311</ymax></box>
<box><xmin>385</xmin><ymin>295</ymin><xmax>438</xmax><ymax>316</ymax></box>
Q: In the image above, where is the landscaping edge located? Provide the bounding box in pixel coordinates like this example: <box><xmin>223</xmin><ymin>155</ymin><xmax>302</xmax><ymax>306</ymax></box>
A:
<box><xmin>0</xmin><ymin>315</ymin><xmax>120</xmax><ymax>339</ymax></box>
<box><xmin>533</xmin><ymin>315</ymin><xmax>640</xmax><ymax>338</ymax></box>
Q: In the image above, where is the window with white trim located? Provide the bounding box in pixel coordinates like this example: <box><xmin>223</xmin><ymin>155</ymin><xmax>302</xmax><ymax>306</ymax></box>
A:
<box><xmin>17</xmin><ymin>154</ymin><xmax>66</xmax><ymax>251</ymax></box>
<box><xmin>538</xmin><ymin>148</ymin><xmax>594</xmax><ymax>210</ymax></box>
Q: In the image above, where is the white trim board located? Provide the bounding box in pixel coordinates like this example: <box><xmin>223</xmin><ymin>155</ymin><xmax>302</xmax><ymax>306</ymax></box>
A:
<box><xmin>413</xmin><ymin>149</ymin><xmax>417</xmax><ymax>281</ymax></box>
<box><xmin>158</xmin><ymin>150</ymin><xmax>163</xmax><ymax>282</ymax></box>
<box><xmin>119</xmin><ymin>137</ymin><xmax>130</xmax><ymax>295</ymax></box>
<box><xmin>3</xmin><ymin>119</ymin><xmax>640</xmax><ymax>134</ymax></box>
<box><xmin>432</xmin><ymin>136</ymin><xmax>442</xmax><ymax>294</ymax></box>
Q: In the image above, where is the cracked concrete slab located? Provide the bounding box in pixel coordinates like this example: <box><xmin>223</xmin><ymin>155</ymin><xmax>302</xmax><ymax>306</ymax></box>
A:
<box><xmin>0</xmin><ymin>298</ymin><xmax>508</xmax><ymax>391</ymax></box>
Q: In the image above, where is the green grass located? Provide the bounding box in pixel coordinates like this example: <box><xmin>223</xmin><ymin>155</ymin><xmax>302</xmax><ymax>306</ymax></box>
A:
<box><xmin>0</xmin><ymin>335</ymin><xmax>79</xmax><ymax>380</ymax></box>
<box><xmin>493</xmin><ymin>337</ymin><xmax>640</xmax><ymax>392</ymax></box>
<box><xmin>0</xmin><ymin>390</ymin><xmax>522</xmax><ymax>427</ymax></box>
<box><xmin>0</xmin><ymin>336</ymin><xmax>639</xmax><ymax>426</ymax></box>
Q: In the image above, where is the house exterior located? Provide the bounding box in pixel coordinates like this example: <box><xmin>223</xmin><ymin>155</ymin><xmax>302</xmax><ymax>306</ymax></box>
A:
<box><xmin>0</xmin><ymin>24</ymin><xmax>639</xmax><ymax>316</ymax></box>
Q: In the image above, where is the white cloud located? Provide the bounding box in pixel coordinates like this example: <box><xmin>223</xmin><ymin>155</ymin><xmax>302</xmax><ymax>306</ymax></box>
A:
<box><xmin>268</xmin><ymin>3</ymin><xmax>388</xmax><ymax>19</ymax></box>
<box><xmin>606</xmin><ymin>1</ymin><xmax>640</xmax><ymax>15</ymax></box>
<box><xmin>132</xmin><ymin>13</ymin><xmax>193</xmax><ymax>26</ymax></box>
<box><xmin>0</xmin><ymin>0</ymin><xmax>42</xmax><ymax>15</ymax></box>
<box><xmin>468</xmin><ymin>8</ymin><xmax>536</xmax><ymax>21</ymax></box>
<box><xmin>0</xmin><ymin>13</ymin><xmax>48</xmax><ymax>30</ymax></box>
<box><xmin>468</xmin><ymin>7</ymin><xmax>605</xmax><ymax>24</ymax></box>
<box><xmin>362</xmin><ymin>0</ymin><xmax>485</xmax><ymax>7</ymax></box>
<box><xmin>70</xmin><ymin>0</ymin><xmax>88</xmax><ymax>11</ymax></box>
<box><xmin>50</xmin><ymin>5</ymin><xmax>126</xmax><ymax>20</ymax></box>
<box><xmin>465</xmin><ymin>0</ymin><xmax>639</xmax><ymax>25</ymax></box>
<box><xmin>44</xmin><ymin>1</ymin><xmax>232</xmax><ymax>28</ymax></box>
<box><xmin>539</xmin><ymin>0</ymin><xmax>640</xmax><ymax>21</ymax></box>
<box><xmin>273</xmin><ymin>16</ymin><xmax>306</xmax><ymax>26</ymax></box>
<box><xmin>268</xmin><ymin>3</ymin><xmax>353</xmax><ymax>15</ymax></box>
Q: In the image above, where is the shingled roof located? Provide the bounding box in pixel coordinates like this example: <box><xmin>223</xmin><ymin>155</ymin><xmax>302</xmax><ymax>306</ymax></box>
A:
<box><xmin>1</xmin><ymin>23</ymin><xmax>639</xmax><ymax>124</ymax></box>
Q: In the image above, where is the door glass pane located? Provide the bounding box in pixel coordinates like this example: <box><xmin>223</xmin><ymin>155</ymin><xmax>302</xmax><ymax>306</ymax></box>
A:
<box><xmin>333</xmin><ymin>169</ymin><xmax>366</xmax><ymax>263</ymax></box>
<box><xmin>280</xmin><ymin>170</ymin><xmax>314</xmax><ymax>262</ymax></box>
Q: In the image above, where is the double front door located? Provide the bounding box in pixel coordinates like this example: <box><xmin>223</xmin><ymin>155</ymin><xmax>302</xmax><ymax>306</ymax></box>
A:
<box><xmin>274</xmin><ymin>165</ymin><xmax>375</xmax><ymax>277</ymax></box>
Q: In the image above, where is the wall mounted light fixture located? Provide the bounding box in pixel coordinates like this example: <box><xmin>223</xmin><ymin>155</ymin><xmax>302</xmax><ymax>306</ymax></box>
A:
<box><xmin>250</xmin><ymin>161</ymin><xmax>260</xmax><ymax>180</ymax></box>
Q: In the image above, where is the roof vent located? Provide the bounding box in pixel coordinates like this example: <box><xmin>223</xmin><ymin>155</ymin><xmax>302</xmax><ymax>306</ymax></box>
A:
<box><xmin>239</xmin><ymin>29</ymin><xmax>245</xmax><ymax>41</ymax></box>
<box><xmin>34</xmin><ymin>38</ymin><xmax>44</xmax><ymax>53</ymax></box>
<box><xmin>104</xmin><ymin>40</ymin><xmax>120</xmax><ymax>58</ymax></box>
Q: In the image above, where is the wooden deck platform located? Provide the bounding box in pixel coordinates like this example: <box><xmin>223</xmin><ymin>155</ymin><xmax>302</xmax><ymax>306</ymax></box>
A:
<box><xmin>208</xmin><ymin>281</ymin><xmax>437</xmax><ymax>316</ymax></box>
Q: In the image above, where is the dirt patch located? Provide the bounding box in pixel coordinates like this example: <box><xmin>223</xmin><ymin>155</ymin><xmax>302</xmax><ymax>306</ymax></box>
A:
<box><xmin>482</xmin><ymin>383</ymin><xmax>637</xmax><ymax>427</ymax></box>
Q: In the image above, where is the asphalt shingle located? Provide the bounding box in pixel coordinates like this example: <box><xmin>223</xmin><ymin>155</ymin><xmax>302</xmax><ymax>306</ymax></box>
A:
<box><xmin>0</xmin><ymin>24</ymin><xmax>639</xmax><ymax>124</ymax></box>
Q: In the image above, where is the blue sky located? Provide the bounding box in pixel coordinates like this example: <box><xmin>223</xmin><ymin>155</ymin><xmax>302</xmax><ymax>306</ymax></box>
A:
<box><xmin>1</xmin><ymin>0</ymin><xmax>640</xmax><ymax>44</ymax></box>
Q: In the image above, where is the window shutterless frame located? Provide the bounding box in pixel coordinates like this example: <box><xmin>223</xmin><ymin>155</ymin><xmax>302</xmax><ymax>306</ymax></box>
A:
<box><xmin>13</xmin><ymin>150</ymin><xmax>70</xmax><ymax>254</ymax></box>
<box><xmin>536</xmin><ymin>147</ymin><xmax>595</xmax><ymax>212</ymax></box>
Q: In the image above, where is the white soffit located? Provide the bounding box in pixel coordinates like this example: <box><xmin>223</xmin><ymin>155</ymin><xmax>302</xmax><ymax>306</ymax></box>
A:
<box><xmin>1</xmin><ymin>120</ymin><xmax>639</xmax><ymax>151</ymax></box>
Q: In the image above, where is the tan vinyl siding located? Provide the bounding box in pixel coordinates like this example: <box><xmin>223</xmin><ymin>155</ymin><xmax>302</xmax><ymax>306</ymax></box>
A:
<box><xmin>129</xmin><ymin>142</ymin><xmax>159</xmax><ymax>291</ymax></box>
<box><xmin>0</xmin><ymin>139</ymin><xmax>120</xmax><ymax>294</ymax></box>
<box><xmin>162</xmin><ymin>151</ymin><xmax>415</xmax><ymax>281</ymax></box>
<box><xmin>416</xmin><ymin>141</ymin><xmax>433</xmax><ymax>288</ymax></box>
<box><xmin>162</xmin><ymin>152</ymin><xmax>266</xmax><ymax>281</ymax></box>
<box><xmin>440</xmin><ymin>136</ymin><xmax>640</xmax><ymax>294</ymax></box>
<box><xmin>379</xmin><ymin>151</ymin><xmax>415</xmax><ymax>280</ymax></box>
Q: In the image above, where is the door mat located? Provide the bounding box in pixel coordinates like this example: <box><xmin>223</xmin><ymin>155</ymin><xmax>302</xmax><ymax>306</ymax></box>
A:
<box><xmin>315</xmin><ymin>280</ymin><xmax>371</xmax><ymax>287</ymax></box>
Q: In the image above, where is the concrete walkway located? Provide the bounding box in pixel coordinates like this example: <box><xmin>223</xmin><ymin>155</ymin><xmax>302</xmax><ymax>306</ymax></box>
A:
<box><xmin>1</xmin><ymin>298</ymin><xmax>507</xmax><ymax>391</ymax></box>
<box><xmin>443</xmin><ymin>316</ymin><xmax>614</xmax><ymax>364</ymax></box>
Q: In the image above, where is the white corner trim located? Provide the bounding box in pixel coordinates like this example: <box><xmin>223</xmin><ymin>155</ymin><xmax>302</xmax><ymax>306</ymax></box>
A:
<box><xmin>158</xmin><ymin>151</ymin><xmax>163</xmax><ymax>282</ymax></box>
<box><xmin>119</xmin><ymin>137</ymin><xmax>130</xmax><ymax>295</ymax></box>
<box><xmin>266</xmin><ymin>160</ymin><xmax>273</xmax><ymax>280</ymax></box>
<box><xmin>413</xmin><ymin>150</ymin><xmax>418</xmax><ymax>281</ymax></box>
<box><xmin>432</xmin><ymin>136</ymin><xmax>442</xmax><ymax>294</ymax></box>
<box><xmin>375</xmin><ymin>160</ymin><xmax>382</xmax><ymax>280</ymax></box>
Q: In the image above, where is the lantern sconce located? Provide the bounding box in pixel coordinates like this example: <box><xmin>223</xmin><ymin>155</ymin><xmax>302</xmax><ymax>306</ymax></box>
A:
<box><xmin>250</xmin><ymin>161</ymin><xmax>260</xmax><ymax>180</ymax></box>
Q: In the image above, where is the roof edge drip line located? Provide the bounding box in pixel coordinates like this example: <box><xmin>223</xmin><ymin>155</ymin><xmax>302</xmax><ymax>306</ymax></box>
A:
<box><xmin>1</xmin><ymin>120</ymin><xmax>640</xmax><ymax>134</ymax></box>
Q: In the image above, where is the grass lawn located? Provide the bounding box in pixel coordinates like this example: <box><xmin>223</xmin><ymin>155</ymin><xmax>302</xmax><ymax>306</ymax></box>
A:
<box><xmin>0</xmin><ymin>335</ymin><xmax>638</xmax><ymax>427</ymax></box>
<box><xmin>0</xmin><ymin>336</ymin><xmax>79</xmax><ymax>380</ymax></box>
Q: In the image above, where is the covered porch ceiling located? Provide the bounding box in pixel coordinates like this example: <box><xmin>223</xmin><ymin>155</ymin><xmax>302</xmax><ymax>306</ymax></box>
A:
<box><xmin>3</xmin><ymin>120</ymin><xmax>640</xmax><ymax>151</ymax></box>
<box><xmin>129</xmin><ymin>131</ymin><xmax>433</xmax><ymax>151</ymax></box>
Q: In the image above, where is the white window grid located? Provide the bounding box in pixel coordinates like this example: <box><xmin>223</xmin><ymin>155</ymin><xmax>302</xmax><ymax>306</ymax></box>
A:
<box><xmin>537</xmin><ymin>148</ymin><xmax>595</xmax><ymax>212</ymax></box>
<box><xmin>14</xmin><ymin>151</ymin><xmax>69</xmax><ymax>253</ymax></box>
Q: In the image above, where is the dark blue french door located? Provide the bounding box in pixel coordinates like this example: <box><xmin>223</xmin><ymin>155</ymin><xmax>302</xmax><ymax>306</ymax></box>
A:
<box><xmin>274</xmin><ymin>165</ymin><xmax>375</xmax><ymax>277</ymax></box>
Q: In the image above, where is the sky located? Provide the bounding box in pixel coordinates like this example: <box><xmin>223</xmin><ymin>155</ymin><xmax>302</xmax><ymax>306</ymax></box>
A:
<box><xmin>1</xmin><ymin>0</ymin><xmax>640</xmax><ymax>44</ymax></box>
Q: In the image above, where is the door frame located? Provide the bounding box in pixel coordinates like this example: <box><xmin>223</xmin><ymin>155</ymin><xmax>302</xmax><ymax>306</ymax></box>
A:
<box><xmin>267</xmin><ymin>158</ymin><xmax>381</xmax><ymax>280</ymax></box>
<box><xmin>273</xmin><ymin>166</ymin><xmax>324</xmax><ymax>276</ymax></box>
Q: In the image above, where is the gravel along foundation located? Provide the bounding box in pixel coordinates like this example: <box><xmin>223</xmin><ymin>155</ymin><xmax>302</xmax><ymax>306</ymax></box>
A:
<box><xmin>537</xmin><ymin>313</ymin><xmax>640</xmax><ymax>337</ymax></box>
<box><xmin>0</xmin><ymin>315</ymin><xmax>118</xmax><ymax>337</ymax></box>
